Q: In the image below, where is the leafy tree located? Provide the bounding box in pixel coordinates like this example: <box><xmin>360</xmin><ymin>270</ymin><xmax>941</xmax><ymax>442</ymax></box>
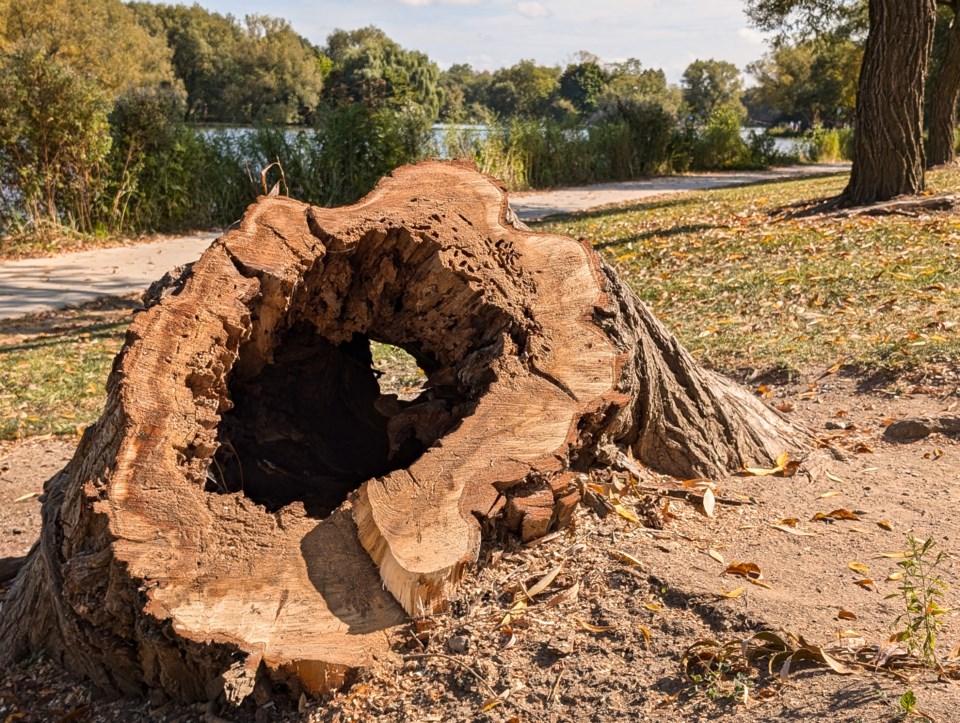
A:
<box><xmin>129</xmin><ymin>4</ymin><xmax>326</xmax><ymax>124</ymax></box>
<box><xmin>438</xmin><ymin>64</ymin><xmax>495</xmax><ymax>122</ymax></box>
<box><xmin>681</xmin><ymin>59</ymin><xmax>745</xmax><ymax>120</ymax></box>
<box><xmin>0</xmin><ymin>0</ymin><xmax>175</xmax><ymax>96</ymax></box>
<box><xmin>559</xmin><ymin>60</ymin><xmax>608</xmax><ymax>114</ymax></box>
<box><xmin>599</xmin><ymin>59</ymin><xmax>683</xmax><ymax>115</ymax></box>
<box><xmin>747</xmin><ymin>39</ymin><xmax>861</xmax><ymax>126</ymax></box>
<box><xmin>487</xmin><ymin>60</ymin><xmax>561</xmax><ymax>118</ymax></box>
<box><xmin>747</xmin><ymin>0</ymin><xmax>937</xmax><ymax>204</ymax></box>
<box><xmin>226</xmin><ymin>15</ymin><xmax>326</xmax><ymax>124</ymax></box>
<box><xmin>324</xmin><ymin>26</ymin><xmax>440</xmax><ymax>119</ymax></box>
<box><xmin>0</xmin><ymin>47</ymin><xmax>112</xmax><ymax>230</ymax></box>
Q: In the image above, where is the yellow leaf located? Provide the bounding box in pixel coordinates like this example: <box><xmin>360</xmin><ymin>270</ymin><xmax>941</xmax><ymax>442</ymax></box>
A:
<box><xmin>778</xmin><ymin>517</ymin><xmax>800</xmax><ymax>527</ymax></box>
<box><xmin>887</xmin><ymin>571</ymin><xmax>905</xmax><ymax>581</ymax></box>
<box><xmin>613</xmin><ymin>503</ymin><xmax>640</xmax><ymax>525</ymax></box>
<box><xmin>854</xmin><ymin>578</ymin><xmax>874</xmax><ymax>589</ymax></box>
<box><xmin>481</xmin><ymin>697</ymin><xmax>502</xmax><ymax>712</ymax></box>
<box><xmin>838</xmin><ymin>610</ymin><xmax>857</xmax><ymax>620</ymax></box>
<box><xmin>818</xmin><ymin>490</ymin><xmax>841</xmax><ymax>499</ymax></box>
<box><xmin>875</xmin><ymin>551</ymin><xmax>912</xmax><ymax>559</ymax></box>
<box><xmin>718</xmin><ymin>588</ymin><xmax>745</xmax><ymax>599</ymax></box>
<box><xmin>610</xmin><ymin>550</ymin><xmax>642</xmax><ymax>566</ymax></box>
<box><xmin>638</xmin><ymin>624</ymin><xmax>651</xmax><ymax>647</ymax></box>
<box><xmin>848</xmin><ymin>562</ymin><xmax>870</xmax><ymax>575</ymax></box>
<box><xmin>644</xmin><ymin>602</ymin><xmax>663</xmax><ymax>612</ymax></box>
<box><xmin>748</xmin><ymin>578</ymin><xmax>774</xmax><ymax>589</ymax></box>
<box><xmin>877</xmin><ymin>520</ymin><xmax>893</xmax><ymax>531</ymax></box>
<box><xmin>575</xmin><ymin>618</ymin><xmax>617</xmax><ymax>633</ymax></box>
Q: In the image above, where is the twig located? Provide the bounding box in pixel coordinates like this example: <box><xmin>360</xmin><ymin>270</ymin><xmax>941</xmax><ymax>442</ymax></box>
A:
<box><xmin>403</xmin><ymin>653</ymin><xmax>501</xmax><ymax>702</ymax></box>
<box><xmin>548</xmin><ymin>662</ymin><xmax>564</xmax><ymax>707</ymax></box>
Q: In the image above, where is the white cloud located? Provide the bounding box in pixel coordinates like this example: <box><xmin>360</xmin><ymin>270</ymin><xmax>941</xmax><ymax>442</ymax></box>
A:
<box><xmin>516</xmin><ymin>1</ymin><xmax>550</xmax><ymax>18</ymax></box>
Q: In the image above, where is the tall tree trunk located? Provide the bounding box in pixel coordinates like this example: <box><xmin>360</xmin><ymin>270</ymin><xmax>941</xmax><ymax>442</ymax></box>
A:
<box><xmin>843</xmin><ymin>0</ymin><xmax>937</xmax><ymax>204</ymax></box>
<box><xmin>0</xmin><ymin>161</ymin><xmax>807</xmax><ymax>706</ymax></box>
<box><xmin>927</xmin><ymin>2</ymin><xmax>960</xmax><ymax>167</ymax></box>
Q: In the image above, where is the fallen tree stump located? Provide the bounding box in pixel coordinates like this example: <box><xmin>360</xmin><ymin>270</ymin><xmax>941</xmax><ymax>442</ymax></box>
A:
<box><xmin>0</xmin><ymin>161</ymin><xmax>806</xmax><ymax>705</ymax></box>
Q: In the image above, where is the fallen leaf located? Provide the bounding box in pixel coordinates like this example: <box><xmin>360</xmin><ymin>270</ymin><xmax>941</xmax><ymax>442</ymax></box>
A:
<box><xmin>12</xmin><ymin>491</ymin><xmax>39</xmax><ymax>503</ymax></box>
<box><xmin>718</xmin><ymin>588</ymin><xmax>745</xmax><ymax>599</ymax></box>
<box><xmin>481</xmin><ymin>697</ymin><xmax>502</xmax><ymax>712</ymax></box>
<box><xmin>575</xmin><ymin>618</ymin><xmax>617</xmax><ymax>633</ymax></box>
<box><xmin>770</xmin><ymin>523</ymin><xmax>816</xmax><ymax>537</ymax></box>
<box><xmin>639</xmin><ymin>624</ymin><xmax>651</xmax><ymax>647</ymax></box>
<box><xmin>613</xmin><ymin>502</ymin><xmax>641</xmax><ymax>525</ymax></box>
<box><xmin>877</xmin><ymin>520</ymin><xmax>893</xmax><ymax>531</ymax></box>
<box><xmin>848</xmin><ymin>562</ymin><xmax>870</xmax><ymax>575</ymax></box>
<box><xmin>527</xmin><ymin>564</ymin><xmax>563</xmax><ymax>598</ymax></box>
<box><xmin>545</xmin><ymin>581</ymin><xmax>580</xmax><ymax>608</ymax></box>
<box><xmin>723</xmin><ymin>562</ymin><xmax>763</xmax><ymax>580</ymax></box>
<box><xmin>854</xmin><ymin>578</ymin><xmax>874</xmax><ymax>589</ymax></box>
<box><xmin>749</xmin><ymin>578</ymin><xmax>774</xmax><ymax>589</ymax></box>
<box><xmin>778</xmin><ymin>517</ymin><xmax>800</xmax><ymax>527</ymax></box>
<box><xmin>826</xmin><ymin>472</ymin><xmax>846</xmax><ymax>485</ymax></box>
<box><xmin>818</xmin><ymin>490</ymin><xmax>841</xmax><ymax>499</ymax></box>
<box><xmin>707</xmin><ymin>549</ymin><xmax>726</xmax><ymax>565</ymax></box>
<box><xmin>838</xmin><ymin>610</ymin><xmax>857</xmax><ymax>620</ymax></box>
<box><xmin>825</xmin><ymin>357</ymin><xmax>844</xmax><ymax>375</ymax></box>
<box><xmin>610</xmin><ymin>550</ymin><xmax>642</xmax><ymax>566</ymax></box>
<box><xmin>702</xmin><ymin>488</ymin><xmax>716</xmax><ymax>518</ymax></box>
<box><xmin>887</xmin><ymin>571</ymin><xmax>905</xmax><ymax>581</ymax></box>
<box><xmin>812</xmin><ymin>508</ymin><xmax>859</xmax><ymax>522</ymax></box>
<box><xmin>875</xmin><ymin>551</ymin><xmax>912</xmax><ymax>559</ymax></box>
<box><xmin>644</xmin><ymin>601</ymin><xmax>663</xmax><ymax>612</ymax></box>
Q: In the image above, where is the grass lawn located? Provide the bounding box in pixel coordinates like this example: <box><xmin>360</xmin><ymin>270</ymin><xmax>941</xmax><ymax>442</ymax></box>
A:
<box><xmin>536</xmin><ymin>167</ymin><xmax>959</xmax><ymax>377</ymax></box>
<box><xmin>1</xmin><ymin>167</ymin><xmax>957</xmax><ymax>440</ymax></box>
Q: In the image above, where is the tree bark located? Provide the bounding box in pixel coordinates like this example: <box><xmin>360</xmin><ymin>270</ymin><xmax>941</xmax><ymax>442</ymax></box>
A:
<box><xmin>0</xmin><ymin>161</ymin><xmax>806</xmax><ymax>706</ymax></box>
<box><xmin>843</xmin><ymin>0</ymin><xmax>937</xmax><ymax>204</ymax></box>
<box><xmin>927</xmin><ymin>2</ymin><xmax>960</xmax><ymax>167</ymax></box>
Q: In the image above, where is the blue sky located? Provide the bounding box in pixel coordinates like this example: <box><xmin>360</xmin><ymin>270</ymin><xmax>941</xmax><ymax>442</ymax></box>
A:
<box><xmin>188</xmin><ymin>0</ymin><xmax>770</xmax><ymax>83</ymax></box>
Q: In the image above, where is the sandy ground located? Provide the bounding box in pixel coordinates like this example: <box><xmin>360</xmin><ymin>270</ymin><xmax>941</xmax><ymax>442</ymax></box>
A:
<box><xmin>0</xmin><ymin>165</ymin><xmax>848</xmax><ymax>320</ymax></box>
<box><xmin>1</xmin><ymin>366</ymin><xmax>958</xmax><ymax>722</ymax></box>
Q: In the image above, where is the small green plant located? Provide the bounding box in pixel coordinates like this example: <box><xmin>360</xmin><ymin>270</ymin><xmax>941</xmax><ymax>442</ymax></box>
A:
<box><xmin>895</xmin><ymin>689</ymin><xmax>916</xmax><ymax>718</ymax></box>
<box><xmin>887</xmin><ymin>536</ymin><xmax>950</xmax><ymax>668</ymax></box>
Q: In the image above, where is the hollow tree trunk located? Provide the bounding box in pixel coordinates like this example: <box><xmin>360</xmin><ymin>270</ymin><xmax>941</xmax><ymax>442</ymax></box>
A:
<box><xmin>927</xmin><ymin>1</ymin><xmax>960</xmax><ymax>167</ymax></box>
<box><xmin>0</xmin><ymin>161</ymin><xmax>805</xmax><ymax>706</ymax></box>
<box><xmin>843</xmin><ymin>0</ymin><xmax>937</xmax><ymax>204</ymax></box>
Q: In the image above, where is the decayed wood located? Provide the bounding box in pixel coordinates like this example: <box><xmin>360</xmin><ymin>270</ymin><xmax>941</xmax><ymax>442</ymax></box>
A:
<box><xmin>0</xmin><ymin>160</ymin><xmax>805</xmax><ymax>705</ymax></box>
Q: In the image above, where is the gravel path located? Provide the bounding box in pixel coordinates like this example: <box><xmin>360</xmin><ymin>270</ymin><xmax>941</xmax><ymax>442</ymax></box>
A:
<box><xmin>0</xmin><ymin>164</ymin><xmax>848</xmax><ymax>319</ymax></box>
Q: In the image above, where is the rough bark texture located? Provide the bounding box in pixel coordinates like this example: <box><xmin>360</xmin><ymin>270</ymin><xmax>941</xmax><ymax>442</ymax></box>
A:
<box><xmin>927</xmin><ymin>2</ymin><xmax>960</xmax><ymax>167</ymax></box>
<box><xmin>0</xmin><ymin>161</ymin><xmax>805</xmax><ymax>705</ymax></box>
<box><xmin>844</xmin><ymin>0</ymin><xmax>937</xmax><ymax>204</ymax></box>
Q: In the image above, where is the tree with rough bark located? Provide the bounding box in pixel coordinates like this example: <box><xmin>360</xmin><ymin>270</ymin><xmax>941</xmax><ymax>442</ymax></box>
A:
<box><xmin>746</xmin><ymin>0</ymin><xmax>937</xmax><ymax>205</ymax></box>
<box><xmin>927</xmin><ymin>1</ymin><xmax>960</xmax><ymax>167</ymax></box>
<box><xmin>0</xmin><ymin>161</ymin><xmax>806</xmax><ymax>706</ymax></box>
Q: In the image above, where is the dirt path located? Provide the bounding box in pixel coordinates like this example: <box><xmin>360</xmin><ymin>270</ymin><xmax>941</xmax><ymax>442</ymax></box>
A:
<box><xmin>0</xmin><ymin>164</ymin><xmax>848</xmax><ymax>320</ymax></box>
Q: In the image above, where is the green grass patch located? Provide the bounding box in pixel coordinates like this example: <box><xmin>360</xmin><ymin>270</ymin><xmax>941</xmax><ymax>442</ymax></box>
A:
<box><xmin>0</xmin><ymin>300</ymin><xmax>134</xmax><ymax>439</ymax></box>
<box><xmin>534</xmin><ymin>168</ymin><xmax>960</xmax><ymax>376</ymax></box>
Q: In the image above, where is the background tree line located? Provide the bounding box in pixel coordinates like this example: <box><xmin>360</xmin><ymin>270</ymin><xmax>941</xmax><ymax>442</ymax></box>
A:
<box><xmin>1</xmin><ymin>0</ymin><xmax>959</xmax><ymax>238</ymax></box>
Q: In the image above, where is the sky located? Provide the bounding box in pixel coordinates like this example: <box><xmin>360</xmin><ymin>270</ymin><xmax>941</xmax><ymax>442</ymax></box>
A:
<box><xmin>187</xmin><ymin>0</ymin><xmax>771</xmax><ymax>83</ymax></box>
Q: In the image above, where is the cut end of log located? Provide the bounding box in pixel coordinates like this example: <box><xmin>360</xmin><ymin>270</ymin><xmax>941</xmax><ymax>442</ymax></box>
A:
<box><xmin>0</xmin><ymin>160</ymin><xmax>806</xmax><ymax>705</ymax></box>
